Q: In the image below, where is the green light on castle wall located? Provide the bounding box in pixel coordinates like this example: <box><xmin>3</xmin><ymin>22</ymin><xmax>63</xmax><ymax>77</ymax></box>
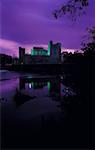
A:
<box><xmin>48</xmin><ymin>43</ymin><xmax>50</xmax><ymax>56</ymax></box>
<box><xmin>41</xmin><ymin>50</ymin><xmax>44</xmax><ymax>55</ymax></box>
<box><xmin>31</xmin><ymin>49</ymin><xmax>35</xmax><ymax>56</ymax></box>
<box><xmin>31</xmin><ymin>48</ymin><xmax>48</xmax><ymax>56</ymax></box>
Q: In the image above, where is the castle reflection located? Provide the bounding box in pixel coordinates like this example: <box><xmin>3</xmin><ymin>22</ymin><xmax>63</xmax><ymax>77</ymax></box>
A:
<box><xmin>19</xmin><ymin>76</ymin><xmax>61</xmax><ymax>99</ymax></box>
<box><xmin>30</xmin><ymin>81</ymin><xmax>47</xmax><ymax>89</ymax></box>
<box><xmin>14</xmin><ymin>76</ymin><xmax>75</xmax><ymax>107</ymax></box>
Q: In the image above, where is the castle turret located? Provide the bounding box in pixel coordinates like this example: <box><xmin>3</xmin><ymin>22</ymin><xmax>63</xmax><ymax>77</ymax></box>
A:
<box><xmin>19</xmin><ymin>47</ymin><xmax>25</xmax><ymax>64</ymax></box>
<box><xmin>48</xmin><ymin>41</ymin><xmax>61</xmax><ymax>63</ymax></box>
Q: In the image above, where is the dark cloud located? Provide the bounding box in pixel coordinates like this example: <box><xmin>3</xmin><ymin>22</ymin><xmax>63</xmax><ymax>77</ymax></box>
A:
<box><xmin>0</xmin><ymin>0</ymin><xmax>95</xmax><ymax>55</ymax></box>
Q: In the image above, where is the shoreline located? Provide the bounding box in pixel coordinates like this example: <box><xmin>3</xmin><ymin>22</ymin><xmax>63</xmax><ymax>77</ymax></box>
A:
<box><xmin>0</xmin><ymin>63</ymin><xmax>76</xmax><ymax>73</ymax></box>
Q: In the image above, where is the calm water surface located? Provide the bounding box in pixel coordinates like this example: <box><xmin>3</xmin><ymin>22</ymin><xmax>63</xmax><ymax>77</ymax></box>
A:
<box><xmin>0</xmin><ymin>70</ymin><xmax>90</xmax><ymax>148</ymax></box>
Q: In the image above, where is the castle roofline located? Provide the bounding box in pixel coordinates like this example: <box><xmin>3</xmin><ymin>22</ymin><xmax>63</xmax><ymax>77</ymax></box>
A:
<box><xmin>33</xmin><ymin>47</ymin><xmax>44</xmax><ymax>49</ymax></box>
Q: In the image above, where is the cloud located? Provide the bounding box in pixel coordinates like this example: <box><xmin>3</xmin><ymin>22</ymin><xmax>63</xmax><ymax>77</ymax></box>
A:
<box><xmin>1</xmin><ymin>0</ymin><xmax>95</xmax><ymax>52</ymax></box>
<box><xmin>0</xmin><ymin>39</ymin><xmax>19</xmax><ymax>50</ymax></box>
<box><xmin>0</xmin><ymin>39</ymin><xmax>19</xmax><ymax>56</ymax></box>
<box><xmin>0</xmin><ymin>38</ymin><xmax>49</xmax><ymax>56</ymax></box>
<box><xmin>0</xmin><ymin>38</ymin><xmax>77</xmax><ymax>56</ymax></box>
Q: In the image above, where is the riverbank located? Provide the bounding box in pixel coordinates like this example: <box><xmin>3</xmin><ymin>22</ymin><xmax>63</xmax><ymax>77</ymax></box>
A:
<box><xmin>0</xmin><ymin>64</ymin><xmax>63</xmax><ymax>74</ymax></box>
<box><xmin>0</xmin><ymin>63</ymin><xmax>82</xmax><ymax>74</ymax></box>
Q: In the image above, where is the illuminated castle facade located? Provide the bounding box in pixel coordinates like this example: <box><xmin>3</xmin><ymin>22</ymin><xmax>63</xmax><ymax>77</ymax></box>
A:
<box><xmin>48</xmin><ymin>41</ymin><xmax>61</xmax><ymax>63</ymax></box>
<box><xmin>19</xmin><ymin>41</ymin><xmax>61</xmax><ymax>64</ymax></box>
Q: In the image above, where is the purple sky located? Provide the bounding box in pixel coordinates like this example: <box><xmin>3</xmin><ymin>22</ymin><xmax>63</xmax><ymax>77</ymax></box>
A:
<box><xmin>0</xmin><ymin>0</ymin><xmax>95</xmax><ymax>56</ymax></box>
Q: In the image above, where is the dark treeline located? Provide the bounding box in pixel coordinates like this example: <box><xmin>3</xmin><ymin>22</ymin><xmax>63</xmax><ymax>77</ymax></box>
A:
<box><xmin>0</xmin><ymin>54</ymin><xmax>13</xmax><ymax>65</ymax></box>
<box><xmin>62</xmin><ymin>50</ymin><xmax>95</xmax><ymax>148</ymax></box>
<box><xmin>0</xmin><ymin>54</ymin><xmax>19</xmax><ymax>67</ymax></box>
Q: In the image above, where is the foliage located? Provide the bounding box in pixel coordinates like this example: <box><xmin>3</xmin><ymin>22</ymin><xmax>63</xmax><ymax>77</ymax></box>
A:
<box><xmin>53</xmin><ymin>0</ymin><xmax>95</xmax><ymax>55</ymax></box>
<box><xmin>81</xmin><ymin>26</ymin><xmax>95</xmax><ymax>55</ymax></box>
<box><xmin>0</xmin><ymin>54</ymin><xmax>12</xmax><ymax>65</ymax></box>
<box><xmin>53</xmin><ymin>0</ymin><xmax>89</xmax><ymax>20</ymax></box>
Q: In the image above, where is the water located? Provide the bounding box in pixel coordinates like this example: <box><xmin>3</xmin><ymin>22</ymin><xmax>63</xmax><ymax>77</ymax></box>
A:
<box><xmin>0</xmin><ymin>70</ymin><xmax>91</xmax><ymax>148</ymax></box>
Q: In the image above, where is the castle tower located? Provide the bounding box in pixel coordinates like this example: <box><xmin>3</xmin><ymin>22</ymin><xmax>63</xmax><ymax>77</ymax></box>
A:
<box><xmin>48</xmin><ymin>40</ymin><xmax>53</xmax><ymax>56</ymax></box>
<box><xmin>19</xmin><ymin>47</ymin><xmax>25</xmax><ymax>64</ymax></box>
<box><xmin>48</xmin><ymin>41</ymin><xmax>61</xmax><ymax>63</ymax></box>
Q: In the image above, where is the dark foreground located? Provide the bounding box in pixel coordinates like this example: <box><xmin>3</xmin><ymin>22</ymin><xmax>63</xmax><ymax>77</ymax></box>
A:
<box><xmin>1</xmin><ymin>62</ymin><xmax>95</xmax><ymax>149</ymax></box>
<box><xmin>0</xmin><ymin>63</ymin><xmax>74</xmax><ymax>74</ymax></box>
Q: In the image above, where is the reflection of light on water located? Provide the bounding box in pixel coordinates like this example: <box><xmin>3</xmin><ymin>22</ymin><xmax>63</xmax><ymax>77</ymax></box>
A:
<box><xmin>27</xmin><ymin>76</ymin><xmax>32</xmax><ymax>79</ymax></box>
<box><xmin>61</xmin><ymin>76</ymin><xmax>63</xmax><ymax>80</ymax></box>
<box><xmin>60</xmin><ymin>84</ymin><xmax>76</xmax><ymax>97</ymax></box>
<box><xmin>47</xmin><ymin>82</ymin><xmax>51</xmax><ymax>91</ymax></box>
<box><xmin>27</xmin><ymin>81</ymin><xmax>51</xmax><ymax>90</ymax></box>
<box><xmin>28</xmin><ymin>82</ymin><xmax>35</xmax><ymax>88</ymax></box>
<box><xmin>29</xmin><ymin>83</ymin><xmax>32</xmax><ymax>88</ymax></box>
<box><xmin>0</xmin><ymin>70</ymin><xmax>9</xmax><ymax>73</ymax></box>
<box><xmin>31</xmin><ymin>82</ymin><xmax>34</xmax><ymax>87</ymax></box>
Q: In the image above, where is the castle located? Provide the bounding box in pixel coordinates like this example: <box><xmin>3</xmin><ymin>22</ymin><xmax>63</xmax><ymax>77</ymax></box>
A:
<box><xmin>19</xmin><ymin>41</ymin><xmax>61</xmax><ymax>64</ymax></box>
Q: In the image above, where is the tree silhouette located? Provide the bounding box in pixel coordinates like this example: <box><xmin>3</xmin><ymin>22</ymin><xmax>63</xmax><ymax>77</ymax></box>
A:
<box><xmin>53</xmin><ymin>0</ymin><xmax>95</xmax><ymax>55</ymax></box>
<box><xmin>81</xmin><ymin>26</ymin><xmax>95</xmax><ymax>56</ymax></box>
<box><xmin>53</xmin><ymin>0</ymin><xmax>89</xmax><ymax>20</ymax></box>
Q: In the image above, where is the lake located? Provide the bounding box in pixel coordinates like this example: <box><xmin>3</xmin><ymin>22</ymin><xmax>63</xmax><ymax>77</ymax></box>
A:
<box><xmin>0</xmin><ymin>70</ymin><xmax>91</xmax><ymax>148</ymax></box>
